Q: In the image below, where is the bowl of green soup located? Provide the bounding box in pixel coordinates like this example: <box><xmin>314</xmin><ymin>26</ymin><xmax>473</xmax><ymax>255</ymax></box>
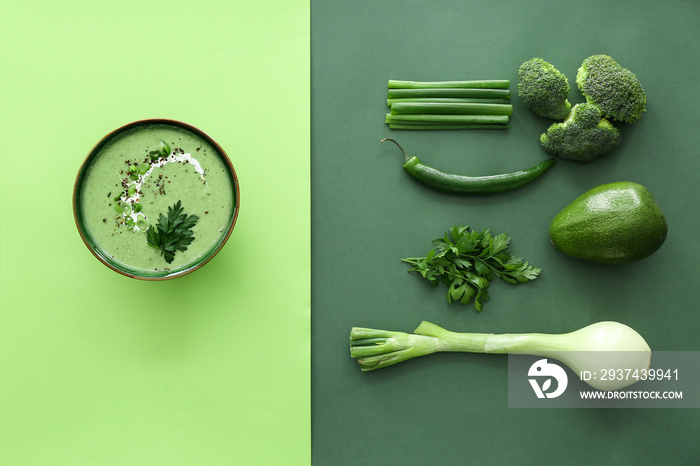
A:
<box><xmin>73</xmin><ymin>119</ymin><xmax>240</xmax><ymax>280</ymax></box>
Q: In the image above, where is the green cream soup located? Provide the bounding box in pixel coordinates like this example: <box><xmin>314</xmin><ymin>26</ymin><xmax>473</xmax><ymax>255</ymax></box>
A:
<box><xmin>79</xmin><ymin>122</ymin><xmax>236</xmax><ymax>276</ymax></box>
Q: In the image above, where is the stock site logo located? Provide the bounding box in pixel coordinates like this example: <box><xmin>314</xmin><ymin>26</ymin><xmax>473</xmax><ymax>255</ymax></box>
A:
<box><xmin>528</xmin><ymin>359</ymin><xmax>568</xmax><ymax>399</ymax></box>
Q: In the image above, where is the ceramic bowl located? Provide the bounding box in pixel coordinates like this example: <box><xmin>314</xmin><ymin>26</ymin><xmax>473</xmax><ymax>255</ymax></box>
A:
<box><xmin>73</xmin><ymin>119</ymin><xmax>240</xmax><ymax>280</ymax></box>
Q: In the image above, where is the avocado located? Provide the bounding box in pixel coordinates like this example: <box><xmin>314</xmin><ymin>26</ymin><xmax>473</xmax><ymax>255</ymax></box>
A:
<box><xmin>549</xmin><ymin>182</ymin><xmax>667</xmax><ymax>264</ymax></box>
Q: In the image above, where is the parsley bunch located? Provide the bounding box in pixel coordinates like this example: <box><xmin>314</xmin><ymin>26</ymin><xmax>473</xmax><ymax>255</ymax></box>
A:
<box><xmin>146</xmin><ymin>200</ymin><xmax>200</xmax><ymax>264</ymax></box>
<box><xmin>402</xmin><ymin>225</ymin><xmax>541</xmax><ymax>312</ymax></box>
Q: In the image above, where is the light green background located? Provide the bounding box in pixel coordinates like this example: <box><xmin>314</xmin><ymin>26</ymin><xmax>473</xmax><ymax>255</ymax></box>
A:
<box><xmin>0</xmin><ymin>1</ymin><xmax>309</xmax><ymax>465</ymax></box>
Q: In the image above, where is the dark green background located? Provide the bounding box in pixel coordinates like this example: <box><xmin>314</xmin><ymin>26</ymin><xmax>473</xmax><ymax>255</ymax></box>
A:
<box><xmin>311</xmin><ymin>1</ymin><xmax>699</xmax><ymax>464</ymax></box>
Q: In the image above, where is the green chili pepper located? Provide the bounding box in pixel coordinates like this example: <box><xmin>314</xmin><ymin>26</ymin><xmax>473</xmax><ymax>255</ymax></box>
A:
<box><xmin>381</xmin><ymin>138</ymin><xmax>556</xmax><ymax>195</ymax></box>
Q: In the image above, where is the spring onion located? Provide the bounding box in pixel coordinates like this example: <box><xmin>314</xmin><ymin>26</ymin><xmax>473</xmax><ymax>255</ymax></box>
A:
<box><xmin>391</xmin><ymin>102</ymin><xmax>513</xmax><ymax>116</ymax></box>
<box><xmin>120</xmin><ymin>202</ymin><xmax>132</xmax><ymax>215</ymax></box>
<box><xmin>387</xmin><ymin>97</ymin><xmax>512</xmax><ymax>107</ymax></box>
<box><xmin>387</xmin><ymin>88</ymin><xmax>511</xmax><ymax>100</ymax></box>
<box><xmin>385</xmin><ymin>79</ymin><xmax>512</xmax><ymax>130</ymax></box>
<box><xmin>385</xmin><ymin>114</ymin><xmax>510</xmax><ymax>126</ymax></box>
<box><xmin>350</xmin><ymin>321</ymin><xmax>651</xmax><ymax>391</ymax></box>
<box><xmin>388</xmin><ymin>124</ymin><xmax>510</xmax><ymax>131</ymax></box>
<box><xmin>388</xmin><ymin>79</ymin><xmax>511</xmax><ymax>89</ymax></box>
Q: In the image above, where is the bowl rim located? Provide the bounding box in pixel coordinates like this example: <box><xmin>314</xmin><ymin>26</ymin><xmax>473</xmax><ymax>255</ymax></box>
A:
<box><xmin>73</xmin><ymin>118</ymin><xmax>240</xmax><ymax>281</ymax></box>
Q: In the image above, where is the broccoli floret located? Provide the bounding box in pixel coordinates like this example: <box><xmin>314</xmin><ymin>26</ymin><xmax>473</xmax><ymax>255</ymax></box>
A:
<box><xmin>540</xmin><ymin>103</ymin><xmax>621</xmax><ymax>163</ymax></box>
<box><xmin>576</xmin><ymin>54</ymin><xmax>647</xmax><ymax>124</ymax></box>
<box><xmin>517</xmin><ymin>58</ymin><xmax>572</xmax><ymax>120</ymax></box>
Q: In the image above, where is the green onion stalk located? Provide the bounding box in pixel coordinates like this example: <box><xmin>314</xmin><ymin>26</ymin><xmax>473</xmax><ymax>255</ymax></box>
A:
<box><xmin>385</xmin><ymin>79</ymin><xmax>512</xmax><ymax>130</ymax></box>
<box><xmin>387</xmin><ymin>97</ymin><xmax>512</xmax><ymax>107</ymax></box>
<box><xmin>387</xmin><ymin>88</ymin><xmax>511</xmax><ymax>100</ymax></box>
<box><xmin>385</xmin><ymin>114</ymin><xmax>510</xmax><ymax>126</ymax></box>
<box><xmin>388</xmin><ymin>79</ymin><xmax>511</xmax><ymax>89</ymax></box>
<box><xmin>350</xmin><ymin>321</ymin><xmax>651</xmax><ymax>391</ymax></box>
<box><xmin>390</xmin><ymin>102</ymin><xmax>513</xmax><ymax>116</ymax></box>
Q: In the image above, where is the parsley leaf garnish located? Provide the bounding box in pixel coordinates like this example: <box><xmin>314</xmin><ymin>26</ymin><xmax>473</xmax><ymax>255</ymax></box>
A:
<box><xmin>401</xmin><ymin>225</ymin><xmax>541</xmax><ymax>312</ymax></box>
<box><xmin>146</xmin><ymin>200</ymin><xmax>200</xmax><ymax>264</ymax></box>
